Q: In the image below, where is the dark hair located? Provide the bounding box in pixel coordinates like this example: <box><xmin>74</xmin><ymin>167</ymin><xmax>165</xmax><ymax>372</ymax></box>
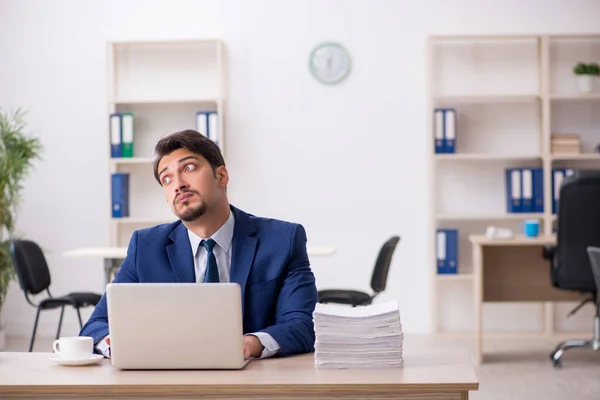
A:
<box><xmin>153</xmin><ymin>129</ymin><xmax>225</xmax><ymax>185</ymax></box>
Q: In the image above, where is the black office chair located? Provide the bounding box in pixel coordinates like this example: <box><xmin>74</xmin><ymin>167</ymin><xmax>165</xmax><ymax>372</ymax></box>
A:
<box><xmin>542</xmin><ymin>170</ymin><xmax>600</xmax><ymax>367</ymax></box>
<box><xmin>9</xmin><ymin>239</ymin><xmax>102</xmax><ymax>352</ymax></box>
<box><xmin>318</xmin><ymin>236</ymin><xmax>400</xmax><ymax>307</ymax></box>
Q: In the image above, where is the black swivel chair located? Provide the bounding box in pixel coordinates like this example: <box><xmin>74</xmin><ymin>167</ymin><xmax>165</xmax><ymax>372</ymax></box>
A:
<box><xmin>9</xmin><ymin>239</ymin><xmax>102</xmax><ymax>352</ymax></box>
<box><xmin>318</xmin><ymin>236</ymin><xmax>400</xmax><ymax>307</ymax></box>
<box><xmin>542</xmin><ymin>170</ymin><xmax>600</xmax><ymax>367</ymax></box>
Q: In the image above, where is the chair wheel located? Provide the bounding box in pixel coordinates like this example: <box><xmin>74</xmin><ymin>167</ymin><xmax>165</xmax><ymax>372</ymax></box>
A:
<box><xmin>550</xmin><ymin>354</ymin><xmax>561</xmax><ymax>368</ymax></box>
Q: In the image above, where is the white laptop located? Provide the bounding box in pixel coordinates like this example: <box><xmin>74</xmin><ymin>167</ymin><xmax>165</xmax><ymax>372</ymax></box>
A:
<box><xmin>106</xmin><ymin>282</ymin><xmax>248</xmax><ymax>370</ymax></box>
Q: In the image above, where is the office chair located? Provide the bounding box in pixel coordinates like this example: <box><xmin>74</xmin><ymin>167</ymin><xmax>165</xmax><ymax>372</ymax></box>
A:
<box><xmin>10</xmin><ymin>239</ymin><xmax>102</xmax><ymax>352</ymax></box>
<box><xmin>542</xmin><ymin>170</ymin><xmax>600</xmax><ymax>367</ymax></box>
<box><xmin>318</xmin><ymin>236</ymin><xmax>400</xmax><ymax>307</ymax></box>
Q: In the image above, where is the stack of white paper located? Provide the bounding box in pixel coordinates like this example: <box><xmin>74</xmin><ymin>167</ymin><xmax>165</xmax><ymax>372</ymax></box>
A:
<box><xmin>313</xmin><ymin>300</ymin><xmax>404</xmax><ymax>369</ymax></box>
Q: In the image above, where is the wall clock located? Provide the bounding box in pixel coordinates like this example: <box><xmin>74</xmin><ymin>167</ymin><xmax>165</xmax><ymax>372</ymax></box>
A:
<box><xmin>309</xmin><ymin>42</ymin><xmax>351</xmax><ymax>85</ymax></box>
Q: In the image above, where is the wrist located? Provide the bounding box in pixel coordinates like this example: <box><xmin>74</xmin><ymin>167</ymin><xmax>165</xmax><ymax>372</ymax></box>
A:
<box><xmin>246</xmin><ymin>335</ymin><xmax>264</xmax><ymax>358</ymax></box>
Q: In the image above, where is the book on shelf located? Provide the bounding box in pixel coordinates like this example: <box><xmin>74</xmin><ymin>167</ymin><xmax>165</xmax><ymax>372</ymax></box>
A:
<box><xmin>551</xmin><ymin>133</ymin><xmax>580</xmax><ymax>155</ymax></box>
<box><xmin>433</xmin><ymin>108</ymin><xmax>456</xmax><ymax>154</ymax></box>
<box><xmin>121</xmin><ymin>113</ymin><xmax>134</xmax><ymax>158</ymax></box>
<box><xmin>111</xmin><ymin>173</ymin><xmax>130</xmax><ymax>218</ymax></box>
<box><xmin>196</xmin><ymin>111</ymin><xmax>220</xmax><ymax>147</ymax></box>
<box><xmin>552</xmin><ymin>168</ymin><xmax>575</xmax><ymax>214</ymax></box>
<box><xmin>505</xmin><ymin>168</ymin><xmax>543</xmax><ymax>213</ymax></box>
<box><xmin>196</xmin><ymin>111</ymin><xmax>209</xmax><ymax>138</ymax></box>
<box><xmin>109</xmin><ymin>113</ymin><xmax>135</xmax><ymax>158</ymax></box>
<box><xmin>436</xmin><ymin>229</ymin><xmax>457</xmax><ymax>274</ymax></box>
<box><xmin>110</xmin><ymin>113</ymin><xmax>121</xmax><ymax>158</ymax></box>
<box><xmin>208</xmin><ymin>111</ymin><xmax>219</xmax><ymax>146</ymax></box>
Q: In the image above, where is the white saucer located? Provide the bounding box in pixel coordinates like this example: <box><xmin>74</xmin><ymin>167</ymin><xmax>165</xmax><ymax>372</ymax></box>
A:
<box><xmin>49</xmin><ymin>354</ymin><xmax>104</xmax><ymax>366</ymax></box>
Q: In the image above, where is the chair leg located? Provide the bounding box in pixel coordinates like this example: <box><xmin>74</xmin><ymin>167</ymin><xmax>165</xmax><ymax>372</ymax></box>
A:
<box><xmin>550</xmin><ymin>308</ymin><xmax>600</xmax><ymax>367</ymax></box>
<box><xmin>29</xmin><ymin>307</ymin><xmax>42</xmax><ymax>352</ymax></box>
<box><xmin>55</xmin><ymin>306</ymin><xmax>65</xmax><ymax>340</ymax></box>
<box><xmin>76</xmin><ymin>307</ymin><xmax>83</xmax><ymax>329</ymax></box>
<box><xmin>550</xmin><ymin>339</ymin><xmax>593</xmax><ymax>367</ymax></box>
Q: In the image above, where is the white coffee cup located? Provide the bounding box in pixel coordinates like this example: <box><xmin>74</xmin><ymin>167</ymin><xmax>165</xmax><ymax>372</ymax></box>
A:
<box><xmin>52</xmin><ymin>336</ymin><xmax>93</xmax><ymax>360</ymax></box>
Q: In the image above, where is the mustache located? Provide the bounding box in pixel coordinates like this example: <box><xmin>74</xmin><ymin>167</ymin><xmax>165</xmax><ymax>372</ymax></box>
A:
<box><xmin>174</xmin><ymin>190</ymin><xmax>199</xmax><ymax>204</ymax></box>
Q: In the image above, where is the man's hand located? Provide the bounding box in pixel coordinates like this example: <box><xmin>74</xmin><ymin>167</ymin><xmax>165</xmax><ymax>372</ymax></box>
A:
<box><xmin>104</xmin><ymin>336</ymin><xmax>110</xmax><ymax>346</ymax></box>
<box><xmin>243</xmin><ymin>335</ymin><xmax>264</xmax><ymax>359</ymax></box>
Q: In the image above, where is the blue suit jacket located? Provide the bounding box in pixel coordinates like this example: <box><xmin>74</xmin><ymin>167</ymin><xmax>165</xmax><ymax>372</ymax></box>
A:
<box><xmin>79</xmin><ymin>205</ymin><xmax>318</xmax><ymax>356</ymax></box>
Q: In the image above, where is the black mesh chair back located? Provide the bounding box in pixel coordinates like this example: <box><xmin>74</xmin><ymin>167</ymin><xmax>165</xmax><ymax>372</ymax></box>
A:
<box><xmin>8</xmin><ymin>239</ymin><xmax>102</xmax><ymax>352</ymax></box>
<box><xmin>371</xmin><ymin>236</ymin><xmax>400</xmax><ymax>293</ymax></box>
<box><xmin>586</xmin><ymin>247</ymin><xmax>600</xmax><ymax>293</ymax></box>
<box><xmin>10</xmin><ymin>239</ymin><xmax>52</xmax><ymax>296</ymax></box>
<box><xmin>553</xmin><ymin>170</ymin><xmax>600</xmax><ymax>293</ymax></box>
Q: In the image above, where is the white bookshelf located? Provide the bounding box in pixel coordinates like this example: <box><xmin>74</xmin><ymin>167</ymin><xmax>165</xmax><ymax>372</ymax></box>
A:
<box><xmin>428</xmin><ymin>34</ymin><xmax>600</xmax><ymax>335</ymax></box>
<box><xmin>106</xmin><ymin>39</ymin><xmax>226</xmax><ymax>247</ymax></box>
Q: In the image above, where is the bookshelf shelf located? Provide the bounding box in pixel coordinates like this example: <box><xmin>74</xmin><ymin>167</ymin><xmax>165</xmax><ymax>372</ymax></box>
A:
<box><xmin>436</xmin><ymin>213</ymin><xmax>544</xmax><ymax>221</ymax></box>
<box><xmin>429</xmin><ymin>33</ymin><xmax>599</xmax><ymax>336</ymax></box>
<box><xmin>112</xmin><ymin>98</ymin><xmax>220</xmax><ymax>105</ymax></box>
<box><xmin>437</xmin><ymin>274</ymin><xmax>474</xmax><ymax>281</ymax></box>
<box><xmin>434</xmin><ymin>95</ymin><xmax>539</xmax><ymax>103</ymax></box>
<box><xmin>550</xmin><ymin>154</ymin><xmax>600</xmax><ymax>161</ymax></box>
<box><xmin>550</xmin><ymin>93</ymin><xmax>600</xmax><ymax>101</ymax></box>
<box><xmin>107</xmin><ymin>39</ymin><xmax>226</xmax><ymax>247</ymax></box>
<box><xmin>110</xmin><ymin>157</ymin><xmax>154</xmax><ymax>166</ymax></box>
<box><xmin>434</xmin><ymin>154</ymin><xmax>541</xmax><ymax>161</ymax></box>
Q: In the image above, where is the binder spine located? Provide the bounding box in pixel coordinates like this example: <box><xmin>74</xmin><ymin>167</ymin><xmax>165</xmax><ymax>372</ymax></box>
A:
<box><xmin>506</xmin><ymin>168</ymin><xmax>522</xmax><ymax>213</ymax></box>
<box><xmin>446</xmin><ymin>229</ymin><xmax>458</xmax><ymax>274</ymax></box>
<box><xmin>436</xmin><ymin>229</ymin><xmax>447</xmax><ymax>274</ymax></box>
<box><xmin>521</xmin><ymin>168</ymin><xmax>533</xmax><ymax>213</ymax></box>
<box><xmin>532</xmin><ymin>168</ymin><xmax>544</xmax><ymax>213</ymax></box>
<box><xmin>208</xmin><ymin>111</ymin><xmax>219</xmax><ymax>146</ymax></box>
<box><xmin>111</xmin><ymin>173</ymin><xmax>130</xmax><ymax>218</ymax></box>
<box><xmin>553</xmin><ymin>169</ymin><xmax>564</xmax><ymax>214</ymax></box>
<box><xmin>434</xmin><ymin>109</ymin><xmax>444</xmax><ymax>154</ymax></box>
<box><xmin>110</xmin><ymin>113</ymin><xmax>122</xmax><ymax>158</ymax></box>
<box><xmin>121</xmin><ymin>113</ymin><xmax>134</xmax><ymax>158</ymax></box>
<box><xmin>444</xmin><ymin>109</ymin><xmax>456</xmax><ymax>154</ymax></box>
<box><xmin>196</xmin><ymin>112</ymin><xmax>209</xmax><ymax>138</ymax></box>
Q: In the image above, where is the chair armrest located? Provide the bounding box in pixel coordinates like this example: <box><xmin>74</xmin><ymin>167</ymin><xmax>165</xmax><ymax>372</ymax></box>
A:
<box><xmin>543</xmin><ymin>245</ymin><xmax>556</xmax><ymax>261</ymax></box>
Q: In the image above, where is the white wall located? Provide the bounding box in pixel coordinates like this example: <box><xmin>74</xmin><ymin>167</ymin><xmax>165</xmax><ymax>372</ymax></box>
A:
<box><xmin>0</xmin><ymin>0</ymin><xmax>599</xmax><ymax>341</ymax></box>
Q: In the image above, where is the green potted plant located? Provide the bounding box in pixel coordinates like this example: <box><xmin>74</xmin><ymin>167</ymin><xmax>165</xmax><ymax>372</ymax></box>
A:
<box><xmin>0</xmin><ymin>108</ymin><xmax>42</xmax><ymax>349</ymax></box>
<box><xmin>573</xmin><ymin>62</ymin><xmax>600</xmax><ymax>93</ymax></box>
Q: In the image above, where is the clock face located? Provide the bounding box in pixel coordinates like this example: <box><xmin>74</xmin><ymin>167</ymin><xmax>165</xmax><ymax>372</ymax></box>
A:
<box><xmin>309</xmin><ymin>42</ymin><xmax>351</xmax><ymax>85</ymax></box>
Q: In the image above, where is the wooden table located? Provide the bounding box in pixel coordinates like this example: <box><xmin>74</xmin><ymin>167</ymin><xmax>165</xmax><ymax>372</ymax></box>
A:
<box><xmin>63</xmin><ymin>245</ymin><xmax>337</xmax><ymax>287</ymax></box>
<box><xmin>470</xmin><ymin>234</ymin><xmax>586</xmax><ymax>364</ymax></box>
<box><xmin>0</xmin><ymin>351</ymin><xmax>478</xmax><ymax>399</ymax></box>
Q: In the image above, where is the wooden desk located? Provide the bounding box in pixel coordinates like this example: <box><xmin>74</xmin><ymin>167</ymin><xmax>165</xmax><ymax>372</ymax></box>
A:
<box><xmin>0</xmin><ymin>351</ymin><xmax>478</xmax><ymax>400</ymax></box>
<box><xmin>63</xmin><ymin>245</ymin><xmax>337</xmax><ymax>287</ymax></box>
<box><xmin>470</xmin><ymin>234</ymin><xmax>586</xmax><ymax>364</ymax></box>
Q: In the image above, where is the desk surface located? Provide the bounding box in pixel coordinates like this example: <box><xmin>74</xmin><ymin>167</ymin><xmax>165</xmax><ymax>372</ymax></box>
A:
<box><xmin>0</xmin><ymin>351</ymin><xmax>478</xmax><ymax>399</ymax></box>
<box><xmin>63</xmin><ymin>245</ymin><xmax>337</xmax><ymax>258</ymax></box>
<box><xmin>469</xmin><ymin>234</ymin><xmax>556</xmax><ymax>246</ymax></box>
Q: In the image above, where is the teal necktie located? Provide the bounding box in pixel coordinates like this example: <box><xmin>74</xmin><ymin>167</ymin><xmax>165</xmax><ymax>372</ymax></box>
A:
<box><xmin>201</xmin><ymin>239</ymin><xmax>220</xmax><ymax>283</ymax></box>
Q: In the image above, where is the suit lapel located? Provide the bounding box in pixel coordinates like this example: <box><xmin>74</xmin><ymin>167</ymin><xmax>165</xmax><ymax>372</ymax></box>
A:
<box><xmin>230</xmin><ymin>206</ymin><xmax>257</xmax><ymax>316</ymax></box>
<box><xmin>166</xmin><ymin>222</ymin><xmax>196</xmax><ymax>283</ymax></box>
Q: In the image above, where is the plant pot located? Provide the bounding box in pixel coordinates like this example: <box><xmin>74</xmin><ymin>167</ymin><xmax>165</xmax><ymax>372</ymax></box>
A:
<box><xmin>577</xmin><ymin>75</ymin><xmax>595</xmax><ymax>93</ymax></box>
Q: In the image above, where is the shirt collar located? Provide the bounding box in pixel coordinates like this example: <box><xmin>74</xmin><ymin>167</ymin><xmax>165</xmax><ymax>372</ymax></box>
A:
<box><xmin>187</xmin><ymin>210</ymin><xmax>235</xmax><ymax>256</ymax></box>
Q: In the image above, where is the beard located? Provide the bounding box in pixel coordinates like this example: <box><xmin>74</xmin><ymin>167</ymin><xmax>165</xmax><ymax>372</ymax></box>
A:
<box><xmin>174</xmin><ymin>192</ymin><xmax>208</xmax><ymax>222</ymax></box>
<box><xmin>178</xmin><ymin>202</ymin><xmax>207</xmax><ymax>222</ymax></box>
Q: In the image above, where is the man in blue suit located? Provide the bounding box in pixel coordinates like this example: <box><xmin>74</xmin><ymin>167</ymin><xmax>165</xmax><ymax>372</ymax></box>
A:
<box><xmin>80</xmin><ymin>130</ymin><xmax>318</xmax><ymax>359</ymax></box>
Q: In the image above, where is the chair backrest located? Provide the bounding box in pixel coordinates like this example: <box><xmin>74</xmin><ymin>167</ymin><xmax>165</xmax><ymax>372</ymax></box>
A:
<box><xmin>553</xmin><ymin>170</ymin><xmax>600</xmax><ymax>293</ymax></box>
<box><xmin>586</xmin><ymin>246</ymin><xmax>600</xmax><ymax>292</ymax></box>
<box><xmin>370</xmin><ymin>236</ymin><xmax>400</xmax><ymax>293</ymax></box>
<box><xmin>9</xmin><ymin>239</ymin><xmax>51</xmax><ymax>295</ymax></box>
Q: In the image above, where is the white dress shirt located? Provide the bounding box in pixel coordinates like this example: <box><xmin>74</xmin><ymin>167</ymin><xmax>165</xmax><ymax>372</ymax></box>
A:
<box><xmin>96</xmin><ymin>210</ymin><xmax>281</xmax><ymax>359</ymax></box>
